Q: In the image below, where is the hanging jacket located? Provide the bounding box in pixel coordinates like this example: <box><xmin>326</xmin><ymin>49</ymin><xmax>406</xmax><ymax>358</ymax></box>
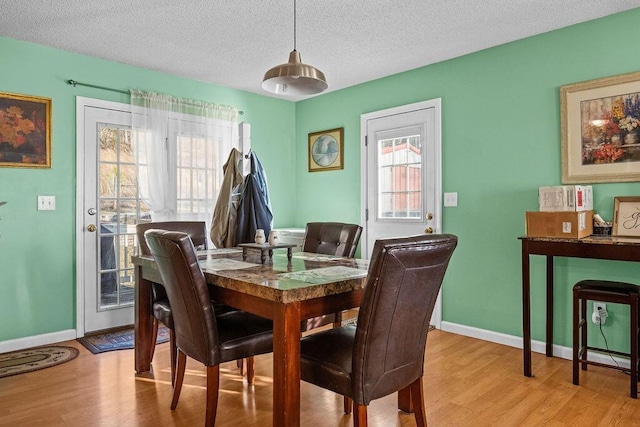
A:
<box><xmin>235</xmin><ymin>152</ymin><xmax>274</xmax><ymax>244</ymax></box>
<box><xmin>210</xmin><ymin>148</ymin><xmax>244</xmax><ymax>248</ymax></box>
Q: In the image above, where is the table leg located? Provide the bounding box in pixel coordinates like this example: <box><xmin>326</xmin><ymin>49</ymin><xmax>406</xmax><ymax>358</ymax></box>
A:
<box><xmin>261</xmin><ymin>250</ymin><xmax>266</xmax><ymax>264</ymax></box>
<box><xmin>272</xmin><ymin>302</ymin><xmax>301</xmax><ymax>427</ymax></box>
<box><xmin>135</xmin><ymin>265</ymin><xmax>153</xmax><ymax>374</ymax></box>
<box><xmin>521</xmin><ymin>241</ymin><xmax>532</xmax><ymax>377</ymax></box>
<box><xmin>287</xmin><ymin>248</ymin><xmax>293</xmax><ymax>261</ymax></box>
<box><xmin>546</xmin><ymin>255</ymin><xmax>554</xmax><ymax>357</ymax></box>
<box><xmin>242</xmin><ymin>248</ymin><xmax>248</xmax><ymax>261</ymax></box>
<box><xmin>269</xmin><ymin>249</ymin><xmax>273</xmax><ymax>260</ymax></box>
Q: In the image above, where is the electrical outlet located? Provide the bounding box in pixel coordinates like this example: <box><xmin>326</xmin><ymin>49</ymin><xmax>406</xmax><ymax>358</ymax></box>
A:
<box><xmin>592</xmin><ymin>302</ymin><xmax>608</xmax><ymax>325</ymax></box>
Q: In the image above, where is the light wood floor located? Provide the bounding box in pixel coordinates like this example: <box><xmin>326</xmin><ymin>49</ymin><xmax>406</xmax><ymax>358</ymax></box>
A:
<box><xmin>1</xmin><ymin>330</ymin><xmax>639</xmax><ymax>426</ymax></box>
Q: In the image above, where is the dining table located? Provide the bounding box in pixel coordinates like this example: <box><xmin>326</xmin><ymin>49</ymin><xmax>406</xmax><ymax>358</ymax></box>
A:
<box><xmin>132</xmin><ymin>247</ymin><xmax>369</xmax><ymax>427</ymax></box>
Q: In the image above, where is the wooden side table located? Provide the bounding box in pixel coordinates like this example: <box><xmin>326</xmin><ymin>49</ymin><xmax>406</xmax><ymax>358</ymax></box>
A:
<box><xmin>238</xmin><ymin>242</ymin><xmax>297</xmax><ymax>264</ymax></box>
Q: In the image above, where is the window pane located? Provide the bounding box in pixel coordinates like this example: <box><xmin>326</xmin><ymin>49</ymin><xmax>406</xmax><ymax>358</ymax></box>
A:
<box><xmin>376</xmin><ymin>134</ymin><xmax>423</xmax><ymax>220</ymax></box>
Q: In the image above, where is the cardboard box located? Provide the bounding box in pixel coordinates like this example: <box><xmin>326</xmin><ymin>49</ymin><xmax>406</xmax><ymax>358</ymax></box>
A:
<box><xmin>525</xmin><ymin>210</ymin><xmax>593</xmax><ymax>238</ymax></box>
<box><xmin>538</xmin><ymin>185</ymin><xmax>593</xmax><ymax>212</ymax></box>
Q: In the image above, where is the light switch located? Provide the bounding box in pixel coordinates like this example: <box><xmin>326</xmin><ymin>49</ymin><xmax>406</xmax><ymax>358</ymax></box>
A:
<box><xmin>443</xmin><ymin>192</ymin><xmax>458</xmax><ymax>207</ymax></box>
<box><xmin>37</xmin><ymin>195</ymin><xmax>56</xmax><ymax>211</ymax></box>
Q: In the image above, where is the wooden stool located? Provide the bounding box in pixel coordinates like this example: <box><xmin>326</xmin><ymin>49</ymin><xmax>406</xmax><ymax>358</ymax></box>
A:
<box><xmin>573</xmin><ymin>280</ymin><xmax>640</xmax><ymax>398</ymax></box>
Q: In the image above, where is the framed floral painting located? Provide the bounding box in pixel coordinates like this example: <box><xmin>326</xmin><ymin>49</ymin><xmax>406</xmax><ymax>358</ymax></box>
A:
<box><xmin>0</xmin><ymin>92</ymin><xmax>51</xmax><ymax>168</ymax></box>
<box><xmin>561</xmin><ymin>71</ymin><xmax>640</xmax><ymax>183</ymax></box>
<box><xmin>308</xmin><ymin>127</ymin><xmax>344</xmax><ymax>172</ymax></box>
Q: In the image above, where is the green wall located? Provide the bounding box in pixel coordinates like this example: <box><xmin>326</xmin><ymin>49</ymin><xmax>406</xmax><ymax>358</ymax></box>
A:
<box><xmin>294</xmin><ymin>9</ymin><xmax>640</xmax><ymax>350</ymax></box>
<box><xmin>3</xmin><ymin>9</ymin><xmax>640</xmax><ymax>353</ymax></box>
<box><xmin>0</xmin><ymin>37</ymin><xmax>295</xmax><ymax>342</ymax></box>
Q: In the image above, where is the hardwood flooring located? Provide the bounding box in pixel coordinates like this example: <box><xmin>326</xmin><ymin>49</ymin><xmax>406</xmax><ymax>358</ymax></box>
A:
<box><xmin>1</xmin><ymin>330</ymin><xmax>639</xmax><ymax>426</ymax></box>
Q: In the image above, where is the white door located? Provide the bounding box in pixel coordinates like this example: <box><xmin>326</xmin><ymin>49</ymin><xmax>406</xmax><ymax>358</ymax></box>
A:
<box><xmin>360</xmin><ymin>100</ymin><xmax>442</xmax><ymax>324</ymax></box>
<box><xmin>77</xmin><ymin>98</ymin><xmax>141</xmax><ymax>334</ymax></box>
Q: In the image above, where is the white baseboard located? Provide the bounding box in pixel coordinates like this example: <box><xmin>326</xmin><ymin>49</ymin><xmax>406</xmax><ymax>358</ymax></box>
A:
<box><xmin>0</xmin><ymin>329</ymin><xmax>77</xmax><ymax>353</ymax></box>
<box><xmin>440</xmin><ymin>321</ymin><xmax>630</xmax><ymax>369</ymax></box>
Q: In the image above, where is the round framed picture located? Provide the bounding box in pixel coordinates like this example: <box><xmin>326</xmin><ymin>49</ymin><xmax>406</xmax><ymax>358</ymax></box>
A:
<box><xmin>308</xmin><ymin>127</ymin><xmax>344</xmax><ymax>172</ymax></box>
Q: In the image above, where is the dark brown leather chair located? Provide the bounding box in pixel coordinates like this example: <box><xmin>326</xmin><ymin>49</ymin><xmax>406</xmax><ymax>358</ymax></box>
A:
<box><xmin>301</xmin><ymin>222</ymin><xmax>363</xmax><ymax>332</ymax></box>
<box><xmin>144</xmin><ymin>230</ymin><xmax>273</xmax><ymax>427</ymax></box>
<box><xmin>299</xmin><ymin>234</ymin><xmax>457</xmax><ymax>427</ymax></box>
<box><xmin>136</xmin><ymin>221</ymin><xmax>208</xmax><ymax>385</ymax></box>
<box><xmin>136</xmin><ymin>221</ymin><xmax>237</xmax><ymax>385</ymax></box>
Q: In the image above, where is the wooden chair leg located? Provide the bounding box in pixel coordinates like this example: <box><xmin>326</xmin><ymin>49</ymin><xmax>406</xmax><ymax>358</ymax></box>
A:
<box><xmin>169</xmin><ymin>330</ymin><xmax>177</xmax><ymax>387</ymax></box>
<box><xmin>353</xmin><ymin>404</ymin><xmax>367</xmax><ymax>427</ymax></box>
<box><xmin>333</xmin><ymin>311</ymin><xmax>344</xmax><ymax>328</ymax></box>
<box><xmin>246</xmin><ymin>356</ymin><xmax>255</xmax><ymax>385</ymax></box>
<box><xmin>149</xmin><ymin>318</ymin><xmax>159</xmax><ymax>362</ymax></box>
<box><xmin>581</xmin><ymin>296</ymin><xmax>588</xmax><ymax>371</ymax></box>
<box><xmin>572</xmin><ymin>288</ymin><xmax>580</xmax><ymax>385</ymax></box>
<box><xmin>237</xmin><ymin>358</ymin><xmax>244</xmax><ymax>374</ymax></box>
<box><xmin>205</xmin><ymin>365</ymin><xmax>220</xmax><ymax>427</ymax></box>
<box><xmin>344</xmin><ymin>396</ymin><xmax>353</xmax><ymax>414</ymax></box>
<box><xmin>171</xmin><ymin>350</ymin><xmax>187</xmax><ymax>410</ymax></box>
<box><xmin>398</xmin><ymin>386</ymin><xmax>413</xmax><ymax>413</ymax></box>
<box><xmin>630</xmin><ymin>294</ymin><xmax>638</xmax><ymax>399</ymax></box>
<box><xmin>409</xmin><ymin>377</ymin><xmax>427</xmax><ymax>427</ymax></box>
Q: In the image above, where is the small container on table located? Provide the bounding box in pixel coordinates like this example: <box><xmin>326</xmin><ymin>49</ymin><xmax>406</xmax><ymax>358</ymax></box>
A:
<box><xmin>237</xmin><ymin>242</ymin><xmax>297</xmax><ymax>264</ymax></box>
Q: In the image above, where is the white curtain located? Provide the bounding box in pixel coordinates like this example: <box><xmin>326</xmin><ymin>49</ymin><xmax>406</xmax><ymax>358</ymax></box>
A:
<box><xmin>130</xmin><ymin>90</ymin><xmax>238</xmax><ymax>234</ymax></box>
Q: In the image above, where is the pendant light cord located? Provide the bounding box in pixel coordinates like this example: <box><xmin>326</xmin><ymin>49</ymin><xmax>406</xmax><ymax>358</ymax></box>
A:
<box><xmin>293</xmin><ymin>0</ymin><xmax>297</xmax><ymax>51</ymax></box>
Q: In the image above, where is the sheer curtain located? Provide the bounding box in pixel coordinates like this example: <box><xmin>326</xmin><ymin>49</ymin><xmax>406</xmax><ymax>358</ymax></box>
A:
<box><xmin>130</xmin><ymin>90</ymin><xmax>238</xmax><ymax>236</ymax></box>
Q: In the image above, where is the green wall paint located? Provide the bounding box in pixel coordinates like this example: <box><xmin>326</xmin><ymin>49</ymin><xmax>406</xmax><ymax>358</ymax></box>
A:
<box><xmin>0</xmin><ymin>37</ymin><xmax>295</xmax><ymax>341</ymax></box>
<box><xmin>294</xmin><ymin>9</ymin><xmax>640</xmax><ymax>350</ymax></box>
<box><xmin>3</xmin><ymin>8</ymin><xmax>640</xmax><ymax>353</ymax></box>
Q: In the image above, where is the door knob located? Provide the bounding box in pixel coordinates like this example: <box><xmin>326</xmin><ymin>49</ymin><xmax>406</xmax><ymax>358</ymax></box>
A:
<box><xmin>87</xmin><ymin>224</ymin><xmax>97</xmax><ymax>232</ymax></box>
<box><xmin>424</xmin><ymin>227</ymin><xmax>433</xmax><ymax>234</ymax></box>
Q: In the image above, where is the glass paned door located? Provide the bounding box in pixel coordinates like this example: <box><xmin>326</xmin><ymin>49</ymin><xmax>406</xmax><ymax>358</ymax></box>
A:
<box><xmin>362</xmin><ymin>100</ymin><xmax>442</xmax><ymax>326</ymax></box>
<box><xmin>97</xmin><ymin>126</ymin><xmax>150</xmax><ymax>310</ymax></box>
<box><xmin>82</xmin><ymin>104</ymin><xmax>139</xmax><ymax>333</ymax></box>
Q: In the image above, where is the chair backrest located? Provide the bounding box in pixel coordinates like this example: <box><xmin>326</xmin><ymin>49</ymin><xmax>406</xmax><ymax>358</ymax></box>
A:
<box><xmin>136</xmin><ymin>221</ymin><xmax>207</xmax><ymax>256</ymax></box>
<box><xmin>302</xmin><ymin>222</ymin><xmax>363</xmax><ymax>258</ymax></box>
<box><xmin>144</xmin><ymin>230</ymin><xmax>220</xmax><ymax>366</ymax></box>
<box><xmin>352</xmin><ymin>234</ymin><xmax>457</xmax><ymax>405</ymax></box>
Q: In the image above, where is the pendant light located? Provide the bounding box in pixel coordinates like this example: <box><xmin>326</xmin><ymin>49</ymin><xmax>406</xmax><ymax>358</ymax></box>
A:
<box><xmin>261</xmin><ymin>0</ymin><xmax>328</xmax><ymax>96</ymax></box>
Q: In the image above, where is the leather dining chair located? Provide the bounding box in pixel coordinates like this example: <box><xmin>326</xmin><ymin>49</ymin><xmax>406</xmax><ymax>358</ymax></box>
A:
<box><xmin>301</xmin><ymin>222</ymin><xmax>363</xmax><ymax>332</ymax></box>
<box><xmin>136</xmin><ymin>221</ymin><xmax>237</xmax><ymax>385</ymax></box>
<box><xmin>144</xmin><ymin>230</ymin><xmax>274</xmax><ymax>427</ymax></box>
<box><xmin>299</xmin><ymin>234</ymin><xmax>458</xmax><ymax>427</ymax></box>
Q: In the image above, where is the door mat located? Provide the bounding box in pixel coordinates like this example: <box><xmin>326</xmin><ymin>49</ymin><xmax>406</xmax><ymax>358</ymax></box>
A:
<box><xmin>77</xmin><ymin>325</ymin><xmax>170</xmax><ymax>354</ymax></box>
<box><xmin>0</xmin><ymin>345</ymin><xmax>79</xmax><ymax>378</ymax></box>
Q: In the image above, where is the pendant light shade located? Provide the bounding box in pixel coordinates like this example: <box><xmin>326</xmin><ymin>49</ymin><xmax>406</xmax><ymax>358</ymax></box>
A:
<box><xmin>262</xmin><ymin>0</ymin><xmax>327</xmax><ymax>96</ymax></box>
<box><xmin>262</xmin><ymin>50</ymin><xmax>327</xmax><ymax>95</ymax></box>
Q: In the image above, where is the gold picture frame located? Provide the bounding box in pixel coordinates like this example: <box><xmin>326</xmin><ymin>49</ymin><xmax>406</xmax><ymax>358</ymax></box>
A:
<box><xmin>560</xmin><ymin>71</ymin><xmax>640</xmax><ymax>184</ymax></box>
<box><xmin>612</xmin><ymin>196</ymin><xmax>640</xmax><ymax>237</ymax></box>
<box><xmin>0</xmin><ymin>91</ymin><xmax>52</xmax><ymax>168</ymax></box>
<box><xmin>308</xmin><ymin>127</ymin><xmax>344</xmax><ymax>172</ymax></box>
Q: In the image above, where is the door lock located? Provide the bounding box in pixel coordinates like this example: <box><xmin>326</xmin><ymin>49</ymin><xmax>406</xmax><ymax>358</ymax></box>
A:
<box><xmin>426</xmin><ymin>213</ymin><xmax>433</xmax><ymax>220</ymax></box>
<box><xmin>88</xmin><ymin>208</ymin><xmax>97</xmax><ymax>215</ymax></box>
<box><xmin>87</xmin><ymin>224</ymin><xmax>97</xmax><ymax>232</ymax></box>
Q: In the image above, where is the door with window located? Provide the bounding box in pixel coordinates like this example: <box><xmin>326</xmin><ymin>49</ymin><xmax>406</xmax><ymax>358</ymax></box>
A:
<box><xmin>78</xmin><ymin>102</ymin><xmax>139</xmax><ymax>333</ymax></box>
<box><xmin>361</xmin><ymin>100</ymin><xmax>442</xmax><ymax>323</ymax></box>
<box><xmin>77</xmin><ymin>98</ymin><xmax>239</xmax><ymax>335</ymax></box>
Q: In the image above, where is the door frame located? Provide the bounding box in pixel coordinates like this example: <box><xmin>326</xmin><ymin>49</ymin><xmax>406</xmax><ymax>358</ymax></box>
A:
<box><xmin>75</xmin><ymin>97</ymin><xmax>132</xmax><ymax>337</ymax></box>
<box><xmin>360</xmin><ymin>98</ymin><xmax>443</xmax><ymax>326</ymax></box>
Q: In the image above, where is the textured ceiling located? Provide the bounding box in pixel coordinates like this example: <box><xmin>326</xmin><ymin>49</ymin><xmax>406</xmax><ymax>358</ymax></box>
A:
<box><xmin>2</xmin><ymin>0</ymin><xmax>640</xmax><ymax>101</ymax></box>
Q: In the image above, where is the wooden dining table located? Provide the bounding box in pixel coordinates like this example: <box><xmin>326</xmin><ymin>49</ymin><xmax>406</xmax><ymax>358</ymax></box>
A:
<box><xmin>132</xmin><ymin>248</ymin><xmax>369</xmax><ymax>427</ymax></box>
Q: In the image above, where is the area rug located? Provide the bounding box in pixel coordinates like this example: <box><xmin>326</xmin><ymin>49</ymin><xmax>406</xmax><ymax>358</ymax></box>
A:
<box><xmin>77</xmin><ymin>325</ymin><xmax>170</xmax><ymax>354</ymax></box>
<box><xmin>0</xmin><ymin>346</ymin><xmax>79</xmax><ymax>379</ymax></box>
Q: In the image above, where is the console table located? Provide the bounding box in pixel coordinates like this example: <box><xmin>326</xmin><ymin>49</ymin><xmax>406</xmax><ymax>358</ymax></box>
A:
<box><xmin>520</xmin><ymin>236</ymin><xmax>640</xmax><ymax>377</ymax></box>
